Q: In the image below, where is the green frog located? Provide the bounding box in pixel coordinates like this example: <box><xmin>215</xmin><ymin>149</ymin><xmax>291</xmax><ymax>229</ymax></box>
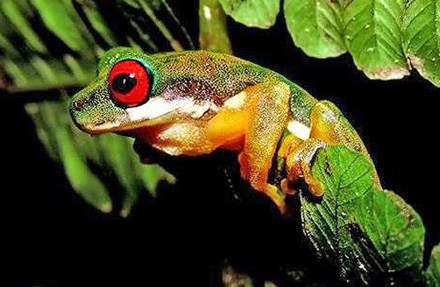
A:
<box><xmin>70</xmin><ymin>47</ymin><xmax>380</xmax><ymax>212</ymax></box>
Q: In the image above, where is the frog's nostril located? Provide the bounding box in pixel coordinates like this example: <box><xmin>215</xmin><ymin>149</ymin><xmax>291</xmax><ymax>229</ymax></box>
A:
<box><xmin>73</xmin><ymin>100</ymin><xmax>84</xmax><ymax>111</ymax></box>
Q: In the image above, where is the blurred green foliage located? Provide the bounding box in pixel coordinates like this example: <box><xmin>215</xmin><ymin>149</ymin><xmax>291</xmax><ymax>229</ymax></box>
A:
<box><xmin>26</xmin><ymin>99</ymin><xmax>174</xmax><ymax>216</ymax></box>
<box><xmin>0</xmin><ymin>0</ymin><xmax>194</xmax><ymax>92</ymax></box>
<box><xmin>0</xmin><ymin>0</ymin><xmax>193</xmax><ymax>215</ymax></box>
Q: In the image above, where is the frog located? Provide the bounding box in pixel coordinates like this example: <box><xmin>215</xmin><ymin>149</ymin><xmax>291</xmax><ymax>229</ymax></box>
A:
<box><xmin>70</xmin><ymin>47</ymin><xmax>381</xmax><ymax>213</ymax></box>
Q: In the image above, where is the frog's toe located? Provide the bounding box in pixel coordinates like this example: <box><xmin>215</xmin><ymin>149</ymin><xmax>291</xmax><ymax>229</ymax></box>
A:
<box><xmin>302</xmin><ymin>170</ymin><xmax>325</xmax><ymax>197</ymax></box>
<box><xmin>264</xmin><ymin>184</ymin><xmax>286</xmax><ymax>213</ymax></box>
<box><xmin>281</xmin><ymin>178</ymin><xmax>298</xmax><ymax>196</ymax></box>
<box><xmin>238</xmin><ymin>152</ymin><xmax>250</xmax><ymax>181</ymax></box>
<box><xmin>284</xmin><ymin>138</ymin><xmax>327</xmax><ymax>197</ymax></box>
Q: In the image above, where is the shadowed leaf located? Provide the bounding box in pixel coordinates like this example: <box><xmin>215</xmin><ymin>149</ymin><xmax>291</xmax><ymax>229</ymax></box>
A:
<box><xmin>302</xmin><ymin>146</ymin><xmax>424</xmax><ymax>285</ymax></box>
<box><xmin>427</xmin><ymin>244</ymin><xmax>440</xmax><ymax>287</ymax></box>
<box><xmin>1</xmin><ymin>0</ymin><xmax>188</xmax><ymax>214</ymax></box>
<box><xmin>26</xmin><ymin>100</ymin><xmax>174</xmax><ymax>216</ymax></box>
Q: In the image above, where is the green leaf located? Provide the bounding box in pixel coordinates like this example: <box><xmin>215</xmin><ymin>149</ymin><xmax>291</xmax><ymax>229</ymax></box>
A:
<box><xmin>221</xmin><ymin>0</ymin><xmax>440</xmax><ymax>86</ymax></box>
<box><xmin>26</xmin><ymin>101</ymin><xmax>112</xmax><ymax>212</ymax></box>
<box><xmin>403</xmin><ymin>0</ymin><xmax>440</xmax><ymax>87</ymax></box>
<box><xmin>29</xmin><ymin>0</ymin><xmax>91</xmax><ymax>53</ymax></box>
<box><xmin>427</xmin><ymin>244</ymin><xmax>440</xmax><ymax>287</ymax></box>
<box><xmin>344</xmin><ymin>0</ymin><xmax>409</xmax><ymax>79</ymax></box>
<box><xmin>2</xmin><ymin>57</ymin><xmax>94</xmax><ymax>92</ymax></box>
<box><xmin>219</xmin><ymin>0</ymin><xmax>280</xmax><ymax>28</ymax></box>
<box><xmin>0</xmin><ymin>0</ymin><xmax>47</xmax><ymax>53</ymax></box>
<box><xmin>0</xmin><ymin>13</ymin><xmax>21</xmax><ymax>57</ymax></box>
<box><xmin>284</xmin><ymin>0</ymin><xmax>346</xmax><ymax>58</ymax></box>
<box><xmin>25</xmin><ymin>100</ymin><xmax>174</xmax><ymax>215</ymax></box>
<box><xmin>74</xmin><ymin>0</ymin><xmax>117</xmax><ymax>47</ymax></box>
<box><xmin>57</xmin><ymin>125</ymin><xmax>113</xmax><ymax>213</ymax></box>
<box><xmin>0</xmin><ymin>0</ymin><xmax>191</xmax><ymax>214</ymax></box>
<box><xmin>199</xmin><ymin>0</ymin><xmax>232</xmax><ymax>54</ymax></box>
<box><xmin>301</xmin><ymin>146</ymin><xmax>424</xmax><ymax>285</ymax></box>
<box><xmin>0</xmin><ymin>0</ymin><xmax>191</xmax><ymax>92</ymax></box>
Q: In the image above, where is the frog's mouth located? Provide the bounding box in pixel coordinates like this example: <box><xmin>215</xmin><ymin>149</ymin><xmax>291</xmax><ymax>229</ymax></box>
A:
<box><xmin>87</xmin><ymin>96</ymin><xmax>218</xmax><ymax>134</ymax></box>
<box><xmin>88</xmin><ymin>111</ymin><xmax>182</xmax><ymax>135</ymax></box>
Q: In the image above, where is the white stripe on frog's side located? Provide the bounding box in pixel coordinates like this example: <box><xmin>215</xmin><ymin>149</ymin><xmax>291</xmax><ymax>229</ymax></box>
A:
<box><xmin>224</xmin><ymin>90</ymin><xmax>247</xmax><ymax>109</ymax></box>
<box><xmin>126</xmin><ymin>97</ymin><xmax>219</xmax><ymax>121</ymax></box>
<box><xmin>222</xmin><ymin>91</ymin><xmax>312</xmax><ymax>140</ymax></box>
<box><xmin>287</xmin><ymin>120</ymin><xmax>311</xmax><ymax>140</ymax></box>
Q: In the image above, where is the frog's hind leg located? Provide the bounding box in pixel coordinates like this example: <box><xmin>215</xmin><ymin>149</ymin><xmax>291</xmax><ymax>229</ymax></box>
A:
<box><xmin>280</xmin><ymin>100</ymin><xmax>381</xmax><ymax>197</ymax></box>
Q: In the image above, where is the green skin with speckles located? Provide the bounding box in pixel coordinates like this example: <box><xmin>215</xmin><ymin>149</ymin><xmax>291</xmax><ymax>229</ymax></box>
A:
<box><xmin>70</xmin><ymin>47</ymin><xmax>317</xmax><ymax>132</ymax></box>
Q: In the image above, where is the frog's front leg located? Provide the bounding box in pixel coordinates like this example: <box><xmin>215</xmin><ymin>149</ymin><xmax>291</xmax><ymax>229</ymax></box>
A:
<box><xmin>280</xmin><ymin>101</ymin><xmax>381</xmax><ymax>197</ymax></box>
<box><xmin>238</xmin><ymin>81</ymin><xmax>291</xmax><ymax>212</ymax></box>
<box><xmin>207</xmin><ymin>81</ymin><xmax>291</xmax><ymax>212</ymax></box>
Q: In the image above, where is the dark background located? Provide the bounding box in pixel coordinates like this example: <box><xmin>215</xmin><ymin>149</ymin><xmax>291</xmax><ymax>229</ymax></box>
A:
<box><xmin>2</xmin><ymin>1</ymin><xmax>440</xmax><ymax>286</ymax></box>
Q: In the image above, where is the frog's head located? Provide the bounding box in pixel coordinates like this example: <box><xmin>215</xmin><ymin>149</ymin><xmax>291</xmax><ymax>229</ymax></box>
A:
<box><xmin>70</xmin><ymin>47</ymin><xmax>183</xmax><ymax>135</ymax></box>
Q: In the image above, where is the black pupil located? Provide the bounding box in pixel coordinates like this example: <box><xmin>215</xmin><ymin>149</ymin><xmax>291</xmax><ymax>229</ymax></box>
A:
<box><xmin>112</xmin><ymin>73</ymin><xmax>137</xmax><ymax>94</ymax></box>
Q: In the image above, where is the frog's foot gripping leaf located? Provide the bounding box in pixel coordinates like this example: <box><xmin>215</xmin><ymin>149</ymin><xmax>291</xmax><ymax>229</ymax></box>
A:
<box><xmin>280</xmin><ymin>137</ymin><xmax>327</xmax><ymax>197</ymax></box>
<box><xmin>279</xmin><ymin>101</ymin><xmax>381</xmax><ymax>200</ymax></box>
<box><xmin>207</xmin><ymin>81</ymin><xmax>291</xmax><ymax>212</ymax></box>
<box><xmin>208</xmin><ymin>87</ymin><xmax>379</xmax><ymax>213</ymax></box>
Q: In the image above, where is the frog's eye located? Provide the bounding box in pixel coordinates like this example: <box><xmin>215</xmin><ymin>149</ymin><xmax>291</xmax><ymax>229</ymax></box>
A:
<box><xmin>109</xmin><ymin>60</ymin><xmax>151</xmax><ymax>107</ymax></box>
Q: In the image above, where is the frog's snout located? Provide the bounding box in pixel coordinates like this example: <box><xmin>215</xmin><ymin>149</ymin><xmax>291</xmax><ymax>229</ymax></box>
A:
<box><xmin>69</xmin><ymin>87</ymin><xmax>102</xmax><ymax>134</ymax></box>
<box><xmin>69</xmin><ymin>96</ymin><xmax>89</xmax><ymax>133</ymax></box>
<box><xmin>69</xmin><ymin>83</ymin><xmax>130</xmax><ymax>135</ymax></box>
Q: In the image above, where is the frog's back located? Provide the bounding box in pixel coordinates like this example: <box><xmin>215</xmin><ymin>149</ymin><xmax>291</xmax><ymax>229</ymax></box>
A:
<box><xmin>150</xmin><ymin>50</ymin><xmax>317</xmax><ymax>125</ymax></box>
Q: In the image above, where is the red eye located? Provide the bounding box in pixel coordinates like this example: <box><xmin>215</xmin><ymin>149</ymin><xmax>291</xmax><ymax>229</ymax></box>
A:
<box><xmin>109</xmin><ymin>60</ymin><xmax>150</xmax><ymax>107</ymax></box>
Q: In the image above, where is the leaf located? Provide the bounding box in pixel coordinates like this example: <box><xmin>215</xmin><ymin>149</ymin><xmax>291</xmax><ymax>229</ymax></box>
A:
<box><xmin>221</xmin><ymin>0</ymin><xmax>440</xmax><ymax>86</ymax></box>
<box><xmin>0</xmin><ymin>0</ymin><xmax>192</xmax><ymax>213</ymax></box>
<box><xmin>219</xmin><ymin>0</ymin><xmax>280</xmax><ymax>28</ymax></box>
<box><xmin>0</xmin><ymin>0</ymin><xmax>47</xmax><ymax>53</ymax></box>
<box><xmin>344</xmin><ymin>0</ymin><xmax>409</xmax><ymax>79</ymax></box>
<box><xmin>284</xmin><ymin>0</ymin><xmax>346</xmax><ymax>58</ymax></box>
<box><xmin>74</xmin><ymin>0</ymin><xmax>117</xmax><ymax>47</ymax></box>
<box><xmin>199</xmin><ymin>0</ymin><xmax>232</xmax><ymax>54</ymax></box>
<box><xmin>403</xmin><ymin>0</ymin><xmax>440</xmax><ymax>87</ymax></box>
<box><xmin>29</xmin><ymin>0</ymin><xmax>91</xmax><ymax>53</ymax></box>
<box><xmin>26</xmin><ymin>101</ymin><xmax>112</xmax><ymax>212</ymax></box>
<box><xmin>26</xmin><ymin>100</ymin><xmax>174</xmax><ymax>216</ymax></box>
<box><xmin>0</xmin><ymin>0</ymin><xmax>192</xmax><ymax>92</ymax></box>
<box><xmin>427</xmin><ymin>244</ymin><xmax>440</xmax><ymax>287</ymax></box>
<box><xmin>301</xmin><ymin>146</ymin><xmax>425</xmax><ymax>285</ymax></box>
